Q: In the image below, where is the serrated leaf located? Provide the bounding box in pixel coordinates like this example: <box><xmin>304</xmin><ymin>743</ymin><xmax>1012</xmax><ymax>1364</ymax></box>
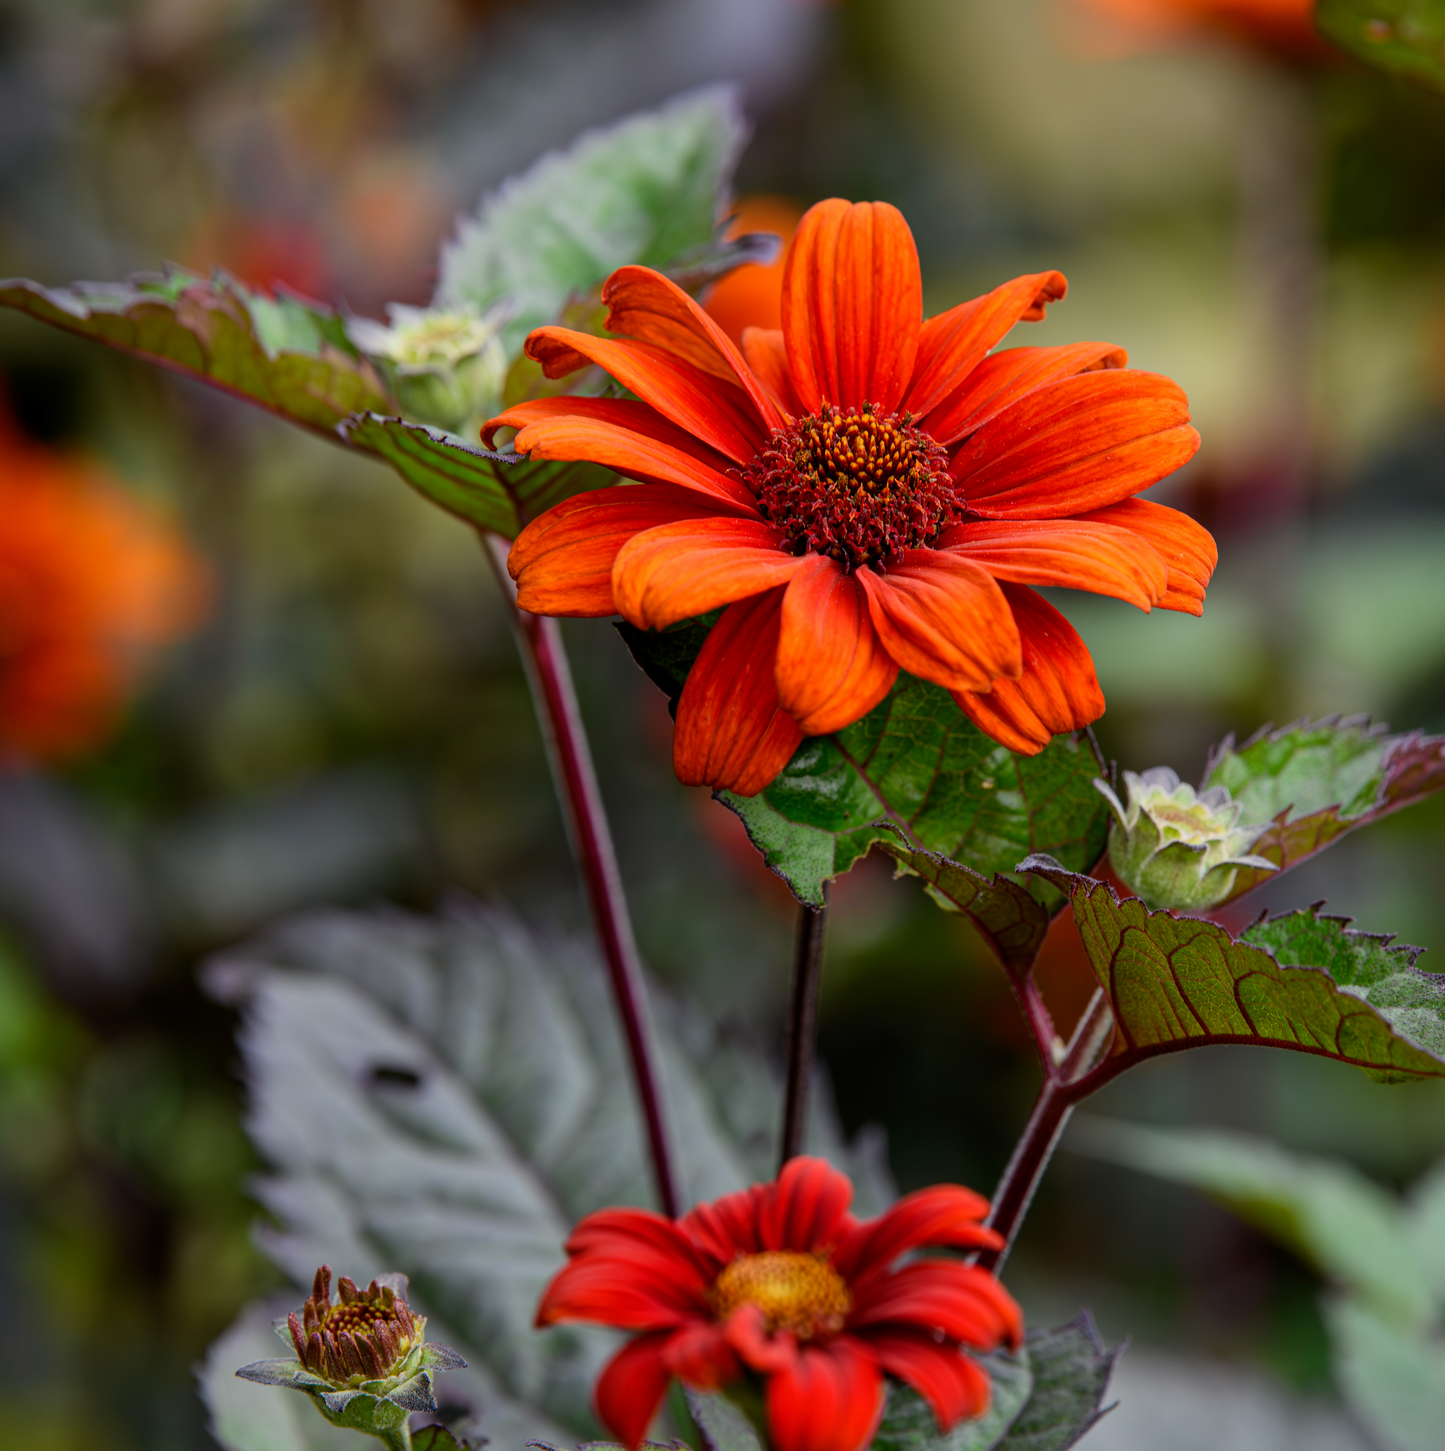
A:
<box><xmin>438</xmin><ymin>86</ymin><xmax>747</xmax><ymax>355</ymax></box>
<box><xmin>870</xmin><ymin>1347</ymin><xmax>1031</xmax><ymax>1451</ymax></box>
<box><xmin>1021</xmin><ymin>858</ymin><xmax>1445</xmax><ymax>1085</ymax></box>
<box><xmin>199</xmin><ymin>902</ymin><xmax>891</xmax><ymax>1449</ymax></box>
<box><xmin>1324</xmin><ymin>1294</ymin><xmax>1445</xmax><ymax>1451</ymax></box>
<box><xmin>0</xmin><ymin>270</ymin><xmax>392</xmax><ymax>438</ymax></box>
<box><xmin>994</xmin><ymin>1315</ymin><xmax>1118</xmax><ymax>1451</ymax></box>
<box><xmin>1204</xmin><ymin>718</ymin><xmax>1445</xmax><ymax>902</ymax></box>
<box><xmin>1317</xmin><ymin>0</ymin><xmax>1445</xmax><ymax>92</ymax></box>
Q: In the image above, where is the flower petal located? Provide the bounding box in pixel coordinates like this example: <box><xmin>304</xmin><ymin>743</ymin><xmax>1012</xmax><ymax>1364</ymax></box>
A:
<box><xmin>726</xmin><ymin>1302</ymin><xmax>800</xmax><ymax>1375</ymax></box>
<box><xmin>758</xmin><ymin>1156</ymin><xmax>855</xmax><ymax>1253</ymax></box>
<box><xmin>603</xmin><ymin>265</ymin><xmax>785</xmax><ymax>430</ymax></box>
<box><xmin>664</xmin><ymin>1320</ymin><xmax>742</xmax><ymax>1390</ymax></box>
<box><xmin>776</xmin><ymin>556</ymin><xmax>899</xmax><ymax>735</ymax></box>
<box><xmin>905</xmin><ymin>271</ymin><xmax>1068</xmax><ymax>418</ymax></box>
<box><xmin>863</xmin><ymin>1330</ymin><xmax>992</xmax><ymax>1430</ymax></box>
<box><xmin>953</xmin><ymin>584</ymin><xmax>1104</xmax><ymax>755</ymax></box>
<box><xmin>742</xmin><ymin>327</ymin><xmax>804</xmax><ymax>417</ymax></box>
<box><xmin>508</xmin><ymin>484</ymin><xmax>737</xmax><ymax>617</ymax></box>
<box><xmin>674</xmin><ymin>589</ymin><xmax>803</xmax><ymax>796</ymax></box>
<box><xmin>564</xmin><ymin>1207</ymin><xmax>715</xmax><ymax>1278</ymax></box>
<box><xmin>683</xmin><ymin>1184</ymin><xmax>768</xmax><ymax>1263</ymax></box>
<box><xmin>537</xmin><ymin>1251</ymin><xmax>705</xmax><ymax>1330</ymax></box>
<box><xmin>1074</xmin><ymin>497</ymin><xmax>1217</xmax><ymax>615</ymax></box>
<box><xmin>484</xmin><ymin>396</ymin><xmax>757</xmax><ymax>510</ymax></box>
<box><xmin>782</xmin><ymin>199</ymin><xmax>922</xmax><ymax>414</ymax></box>
<box><xmin>856</xmin><ymin>552</ymin><xmax>1022</xmax><ymax>695</ymax></box>
<box><xmin>938</xmin><ymin>519</ymin><xmax>1167</xmax><ymax>611</ymax></box>
<box><xmin>952</xmin><ymin>370</ymin><xmax>1199</xmax><ymax>518</ymax></box>
<box><xmin>921</xmin><ymin>341</ymin><xmax>1128</xmax><ymax>447</ymax></box>
<box><xmin>524</xmin><ymin>327</ymin><xmax>768</xmax><ymax>465</ymax></box>
<box><xmin>848</xmin><ymin>1261</ymin><xmax>1024</xmax><ymax>1351</ymax></box>
<box><xmin>612</xmin><ymin>518</ymin><xmax>807</xmax><ymax>630</ymax></box>
<box><xmin>766</xmin><ymin>1337</ymin><xmax>885</xmax><ymax>1451</ymax></box>
<box><xmin>595</xmin><ymin>1332</ymin><xmax>675</xmax><ymax>1450</ymax></box>
<box><xmin>833</xmin><ymin>1185</ymin><xmax>998</xmax><ymax>1282</ymax></box>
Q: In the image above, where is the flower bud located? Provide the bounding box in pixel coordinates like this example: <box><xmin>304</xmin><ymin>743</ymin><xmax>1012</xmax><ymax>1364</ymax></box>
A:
<box><xmin>1094</xmin><ymin>767</ymin><xmax>1277</xmax><ymax>911</ymax></box>
<box><xmin>237</xmin><ymin>1265</ymin><xmax>466</xmax><ymax>1451</ymax></box>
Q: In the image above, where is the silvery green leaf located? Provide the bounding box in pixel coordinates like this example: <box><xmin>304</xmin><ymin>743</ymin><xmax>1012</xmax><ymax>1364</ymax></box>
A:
<box><xmin>995</xmin><ymin>1315</ymin><xmax>1119</xmax><ymax>1451</ymax></box>
<box><xmin>235</xmin><ymin>1358</ymin><xmax>315</xmax><ymax>1389</ymax></box>
<box><xmin>870</xmin><ymin>1347</ymin><xmax>1031</xmax><ymax>1451</ymax></box>
<box><xmin>1325</xmin><ymin>1295</ymin><xmax>1445</xmax><ymax>1451</ymax></box>
<box><xmin>685</xmin><ymin>1387</ymin><xmax>763</xmax><ymax>1451</ymax></box>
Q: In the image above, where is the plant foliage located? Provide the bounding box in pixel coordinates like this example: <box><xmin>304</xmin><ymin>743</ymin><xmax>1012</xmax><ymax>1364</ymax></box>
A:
<box><xmin>1317</xmin><ymin>0</ymin><xmax>1445</xmax><ymax>92</ymax></box>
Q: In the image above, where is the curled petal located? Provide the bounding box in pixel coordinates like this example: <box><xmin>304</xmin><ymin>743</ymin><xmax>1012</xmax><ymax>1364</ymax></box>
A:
<box><xmin>952</xmin><ymin>584</ymin><xmax>1104</xmax><ymax>755</ymax></box>
<box><xmin>905</xmin><ymin>271</ymin><xmax>1068</xmax><ymax>418</ymax></box>
<box><xmin>864</xmin><ymin>1330</ymin><xmax>992</xmax><ymax>1431</ymax></box>
<box><xmin>663</xmin><ymin>1320</ymin><xmax>742</xmax><ymax>1390</ymax></box>
<box><xmin>508</xmin><ymin>484</ymin><xmax>736</xmax><ymax>617</ymax></box>
<box><xmin>776</xmin><ymin>556</ymin><xmax>899</xmax><ymax>735</ymax></box>
<box><xmin>726</xmin><ymin>1302</ymin><xmax>800</xmax><ymax>1375</ymax></box>
<box><xmin>782</xmin><ymin>200</ymin><xmax>923</xmax><ymax>414</ymax></box>
<box><xmin>857</xmin><ymin>553</ymin><xmax>1022</xmax><ymax>695</ymax></box>
<box><xmin>674</xmin><ymin>589</ymin><xmax>803</xmax><ymax>796</ymax></box>
<box><xmin>595</xmin><ymin>1332</ymin><xmax>675</xmax><ymax>1450</ymax></box>
<box><xmin>758</xmin><ymin>1156</ymin><xmax>856</xmax><ymax>1253</ymax></box>
<box><xmin>1075</xmin><ymin>497</ymin><xmax>1217</xmax><ymax>615</ymax></box>
<box><xmin>742</xmin><ymin>327</ymin><xmax>804</xmax><ymax>417</ymax></box>
<box><xmin>765</xmin><ymin>1337</ymin><xmax>885</xmax><ymax>1451</ymax></box>
<box><xmin>833</xmin><ymin>1185</ymin><xmax>998</xmax><ymax>1282</ymax></box>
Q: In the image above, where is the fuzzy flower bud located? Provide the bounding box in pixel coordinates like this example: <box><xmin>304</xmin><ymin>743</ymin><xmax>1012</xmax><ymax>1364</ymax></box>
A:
<box><xmin>237</xmin><ymin>1265</ymin><xmax>466</xmax><ymax>1451</ymax></box>
<box><xmin>1094</xmin><ymin>767</ymin><xmax>1277</xmax><ymax>911</ymax></box>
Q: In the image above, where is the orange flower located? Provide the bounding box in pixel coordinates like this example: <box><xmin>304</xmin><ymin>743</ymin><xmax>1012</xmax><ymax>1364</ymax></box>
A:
<box><xmin>0</xmin><ymin>410</ymin><xmax>210</xmax><ymax>762</ymax></box>
<box><xmin>704</xmin><ymin>196</ymin><xmax>804</xmax><ymax>344</ymax></box>
<box><xmin>490</xmin><ymin>200</ymin><xmax>1213</xmax><ymax>796</ymax></box>
<box><xmin>1066</xmin><ymin>0</ymin><xmax>1327</xmax><ymax>60</ymax></box>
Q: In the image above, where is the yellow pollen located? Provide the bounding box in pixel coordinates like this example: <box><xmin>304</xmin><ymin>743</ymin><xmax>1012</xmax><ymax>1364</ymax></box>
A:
<box><xmin>710</xmin><ymin>1251</ymin><xmax>852</xmax><ymax>1339</ymax></box>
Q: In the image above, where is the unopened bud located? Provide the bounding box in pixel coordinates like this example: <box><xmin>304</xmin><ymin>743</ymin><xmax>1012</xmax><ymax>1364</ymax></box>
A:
<box><xmin>1094</xmin><ymin>767</ymin><xmax>1276</xmax><ymax>911</ymax></box>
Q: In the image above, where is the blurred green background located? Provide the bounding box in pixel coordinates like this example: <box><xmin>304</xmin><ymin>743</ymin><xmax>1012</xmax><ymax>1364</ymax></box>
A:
<box><xmin>2</xmin><ymin>1</ymin><xmax>1445</xmax><ymax>1447</ymax></box>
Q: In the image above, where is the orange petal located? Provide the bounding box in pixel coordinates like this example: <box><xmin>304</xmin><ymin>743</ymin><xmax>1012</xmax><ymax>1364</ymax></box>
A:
<box><xmin>953</xmin><ymin>370</ymin><xmax>1200</xmax><ymax>518</ymax></box>
<box><xmin>524</xmin><ymin>327</ymin><xmax>768</xmax><ymax>465</ymax></box>
<box><xmin>781</xmin><ymin>199</ymin><xmax>923</xmax><ymax>414</ymax></box>
<box><xmin>953</xmin><ymin>584</ymin><xmax>1104</xmax><ymax>754</ymax></box>
<box><xmin>775</xmin><ymin>555</ymin><xmax>899</xmax><ymax>735</ymax></box>
<box><xmin>741</xmin><ymin>327</ymin><xmax>803</xmax><ymax>417</ymax></box>
<box><xmin>938</xmin><ymin>519</ymin><xmax>1167</xmax><ymax>611</ymax></box>
<box><xmin>612</xmin><ymin>518</ymin><xmax>808</xmax><ymax>630</ymax></box>
<box><xmin>674</xmin><ymin>589</ymin><xmax>803</xmax><ymax>796</ymax></box>
<box><xmin>484</xmin><ymin>396</ymin><xmax>756</xmax><ymax>510</ymax></box>
<box><xmin>602</xmin><ymin>265</ymin><xmax>784</xmax><ymax>430</ymax></box>
<box><xmin>508</xmin><ymin>484</ymin><xmax>735</xmax><ymax>617</ymax></box>
<box><xmin>905</xmin><ymin>271</ymin><xmax>1068</xmax><ymax>418</ymax></box>
<box><xmin>1074</xmin><ymin>496</ymin><xmax>1217</xmax><ymax>616</ymax></box>
<box><xmin>856</xmin><ymin>551</ymin><xmax>1021</xmax><ymax>694</ymax></box>
<box><xmin>921</xmin><ymin>341</ymin><xmax>1127</xmax><ymax>446</ymax></box>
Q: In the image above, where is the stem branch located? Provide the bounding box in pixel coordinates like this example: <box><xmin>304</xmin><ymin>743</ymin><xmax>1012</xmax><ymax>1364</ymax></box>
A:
<box><xmin>779</xmin><ymin>888</ymin><xmax>830</xmax><ymax>1170</ymax></box>
<box><xmin>482</xmin><ymin>534</ymin><xmax>679</xmax><ymax>1217</ymax></box>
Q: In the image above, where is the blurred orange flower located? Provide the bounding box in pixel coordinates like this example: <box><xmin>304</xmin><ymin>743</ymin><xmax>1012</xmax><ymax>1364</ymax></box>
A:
<box><xmin>0</xmin><ymin>408</ymin><xmax>210</xmax><ymax>762</ymax></box>
<box><xmin>1065</xmin><ymin>0</ymin><xmax>1327</xmax><ymax>59</ymax></box>
<box><xmin>705</xmin><ymin>196</ymin><xmax>805</xmax><ymax>344</ymax></box>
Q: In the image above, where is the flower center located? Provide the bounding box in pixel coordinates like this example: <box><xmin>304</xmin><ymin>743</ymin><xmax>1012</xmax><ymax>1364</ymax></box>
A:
<box><xmin>710</xmin><ymin>1251</ymin><xmax>852</xmax><ymax>1339</ymax></box>
<box><xmin>292</xmin><ymin>1272</ymin><xmax>420</xmax><ymax>1384</ymax></box>
<box><xmin>744</xmin><ymin>405</ymin><xmax>957</xmax><ymax>569</ymax></box>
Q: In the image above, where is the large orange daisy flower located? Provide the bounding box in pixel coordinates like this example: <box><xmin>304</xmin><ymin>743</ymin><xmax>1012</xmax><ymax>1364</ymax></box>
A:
<box><xmin>490</xmin><ymin>199</ymin><xmax>1214</xmax><ymax>796</ymax></box>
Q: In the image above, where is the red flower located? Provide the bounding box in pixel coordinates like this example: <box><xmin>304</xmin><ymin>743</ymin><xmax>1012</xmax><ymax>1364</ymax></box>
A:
<box><xmin>1066</xmin><ymin>0</ymin><xmax>1328</xmax><ymax>60</ymax></box>
<box><xmin>536</xmin><ymin>1157</ymin><xmax>1023</xmax><ymax>1451</ymax></box>
<box><xmin>489</xmin><ymin>199</ymin><xmax>1213</xmax><ymax>796</ymax></box>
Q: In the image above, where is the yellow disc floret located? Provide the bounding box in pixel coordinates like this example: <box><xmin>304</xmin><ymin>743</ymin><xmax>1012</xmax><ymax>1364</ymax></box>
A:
<box><xmin>710</xmin><ymin>1251</ymin><xmax>852</xmax><ymax>1340</ymax></box>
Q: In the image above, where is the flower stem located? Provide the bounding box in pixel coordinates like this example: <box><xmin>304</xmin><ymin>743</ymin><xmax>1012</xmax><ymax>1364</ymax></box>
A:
<box><xmin>779</xmin><ymin>887</ymin><xmax>830</xmax><ymax>1170</ymax></box>
<box><xmin>482</xmin><ymin>534</ymin><xmax>679</xmax><ymax>1218</ymax></box>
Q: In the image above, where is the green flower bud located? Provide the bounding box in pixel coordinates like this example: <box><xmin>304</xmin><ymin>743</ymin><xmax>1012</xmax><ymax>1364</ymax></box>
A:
<box><xmin>1094</xmin><ymin>767</ymin><xmax>1277</xmax><ymax>911</ymax></box>
<box><xmin>237</xmin><ymin>1265</ymin><xmax>466</xmax><ymax>1451</ymax></box>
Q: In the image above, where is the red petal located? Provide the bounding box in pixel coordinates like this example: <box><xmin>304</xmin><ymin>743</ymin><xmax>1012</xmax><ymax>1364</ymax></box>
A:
<box><xmin>833</xmin><ymin>1185</ymin><xmax>997</xmax><ymax>1282</ymax></box>
<box><xmin>863</xmin><ymin>1330</ymin><xmax>992</xmax><ymax>1430</ymax></box>
<box><xmin>765</xmin><ymin>1337</ymin><xmax>885</xmax><ymax>1451</ymax></box>
<box><xmin>726</xmin><ymin>1302</ymin><xmax>800</xmax><ymax>1375</ymax></box>
<box><xmin>776</xmin><ymin>556</ymin><xmax>899</xmax><ymax>735</ymax></box>
<box><xmin>782</xmin><ymin>200</ymin><xmax>922</xmax><ymax>414</ymax></box>
<box><xmin>537</xmin><ymin>1250</ymin><xmax>708</xmax><ymax>1330</ymax></box>
<box><xmin>921</xmin><ymin>341</ymin><xmax>1127</xmax><ymax>447</ymax></box>
<box><xmin>673</xmin><ymin>589</ymin><xmax>803</xmax><ymax>796</ymax></box>
<box><xmin>742</xmin><ymin>327</ymin><xmax>804</xmax><ymax>417</ymax></box>
<box><xmin>848</xmin><ymin>1261</ymin><xmax>1025</xmax><ymax>1351</ymax></box>
<box><xmin>508</xmin><ymin>484</ymin><xmax>738</xmax><ymax>617</ymax></box>
<box><xmin>952</xmin><ymin>370</ymin><xmax>1199</xmax><ymax>518</ymax></box>
<box><xmin>953</xmin><ymin>583</ymin><xmax>1104</xmax><ymax>755</ymax></box>
<box><xmin>905</xmin><ymin>271</ymin><xmax>1068</xmax><ymax>418</ymax></box>
<box><xmin>663</xmin><ymin>1320</ymin><xmax>742</xmax><ymax>1390</ymax></box>
<box><xmin>564</xmin><ymin>1207</ymin><xmax>715</xmax><ymax>1277</ymax></box>
<box><xmin>595</xmin><ymin>1332</ymin><xmax>674</xmax><ymax>1449</ymax></box>
<box><xmin>682</xmin><ymin>1184</ymin><xmax>768</xmax><ymax>1263</ymax></box>
<box><xmin>758</xmin><ymin>1156</ymin><xmax>855</xmax><ymax>1252</ymax></box>
<box><xmin>603</xmin><ymin>265</ymin><xmax>785</xmax><ymax>430</ymax></box>
<box><xmin>613</xmin><ymin>518</ymin><xmax>807</xmax><ymax>630</ymax></box>
<box><xmin>524</xmin><ymin>327</ymin><xmax>768</xmax><ymax>465</ymax></box>
<box><xmin>1074</xmin><ymin>497</ymin><xmax>1216</xmax><ymax>616</ymax></box>
<box><xmin>856</xmin><ymin>553</ymin><xmax>1021</xmax><ymax>695</ymax></box>
<box><xmin>937</xmin><ymin>519</ymin><xmax>1167</xmax><ymax>611</ymax></box>
<box><xmin>484</xmin><ymin>396</ymin><xmax>757</xmax><ymax>510</ymax></box>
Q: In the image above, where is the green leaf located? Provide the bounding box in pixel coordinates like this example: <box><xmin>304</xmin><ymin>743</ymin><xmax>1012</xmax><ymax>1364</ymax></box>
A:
<box><xmin>994</xmin><ymin>1316</ymin><xmax>1119</xmax><ymax>1451</ymax></box>
<box><xmin>870</xmin><ymin>1347</ymin><xmax>1032</xmax><ymax>1451</ymax></box>
<box><xmin>437</xmin><ymin>86</ymin><xmax>747</xmax><ymax>355</ymax></box>
<box><xmin>1316</xmin><ymin>0</ymin><xmax>1445</xmax><ymax>92</ymax></box>
<box><xmin>1021</xmin><ymin>857</ymin><xmax>1445</xmax><ymax>1085</ymax></box>
<box><xmin>0</xmin><ymin>269</ymin><xmax>392</xmax><ymax>438</ymax></box>
<box><xmin>338</xmin><ymin>414</ymin><xmax>610</xmax><ymax>538</ymax></box>
<box><xmin>1203</xmin><ymin>717</ymin><xmax>1445</xmax><ymax>902</ymax></box>
<box><xmin>1324</xmin><ymin>1295</ymin><xmax>1445</xmax><ymax>1451</ymax></box>
<box><xmin>199</xmin><ymin>902</ymin><xmax>891</xmax><ymax>1450</ymax></box>
<box><xmin>684</xmin><ymin>1388</ymin><xmax>765</xmax><ymax>1451</ymax></box>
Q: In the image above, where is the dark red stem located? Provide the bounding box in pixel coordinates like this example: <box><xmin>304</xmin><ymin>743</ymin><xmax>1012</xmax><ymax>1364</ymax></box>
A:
<box><xmin>483</xmin><ymin>535</ymin><xmax>679</xmax><ymax>1217</ymax></box>
<box><xmin>779</xmin><ymin>889</ymin><xmax>830</xmax><ymax>1170</ymax></box>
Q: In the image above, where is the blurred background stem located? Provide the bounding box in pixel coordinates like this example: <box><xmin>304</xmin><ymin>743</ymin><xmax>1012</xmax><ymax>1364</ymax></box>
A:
<box><xmin>779</xmin><ymin>888</ymin><xmax>830</xmax><ymax>1169</ymax></box>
